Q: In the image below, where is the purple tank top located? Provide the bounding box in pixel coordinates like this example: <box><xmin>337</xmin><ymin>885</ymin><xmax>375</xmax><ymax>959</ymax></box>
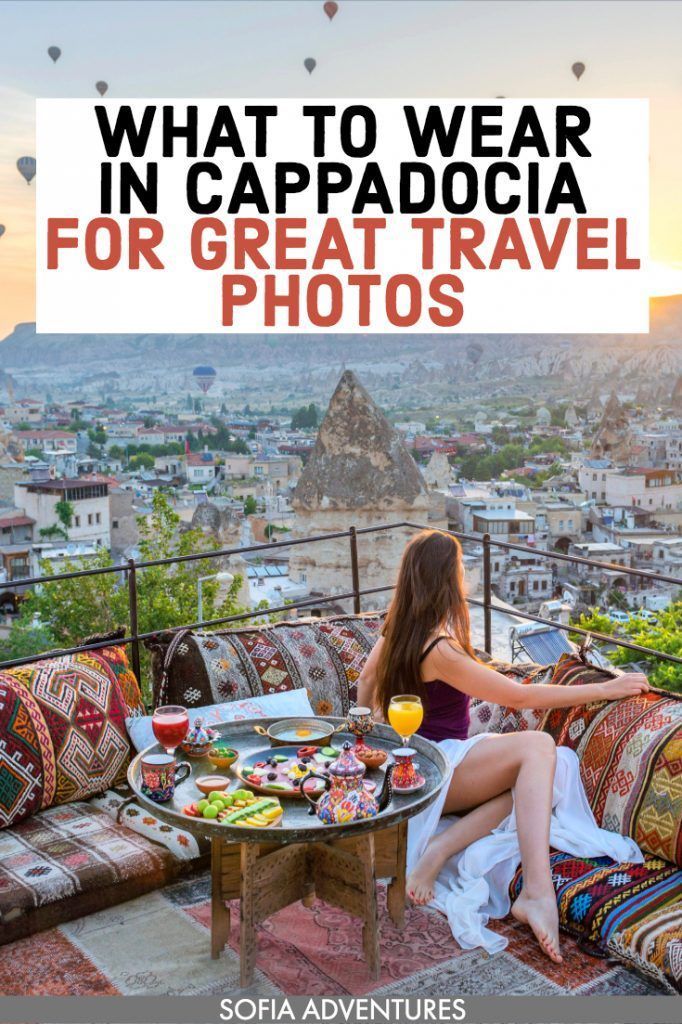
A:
<box><xmin>417</xmin><ymin>636</ymin><xmax>470</xmax><ymax>743</ymax></box>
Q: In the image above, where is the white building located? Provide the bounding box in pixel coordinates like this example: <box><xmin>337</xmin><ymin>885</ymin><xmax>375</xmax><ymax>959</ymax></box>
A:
<box><xmin>603</xmin><ymin>468</ymin><xmax>682</xmax><ymax>513</ymax></box>
<box><xmin>186</xmin><ymin>451</ymin><xmax>217</xmax><ymax>486</ymax></box>
<box><xmin>14</xmin><ymin>478</ymin><xmax>110</xmax><ymax>547</ymax></box>
<box><xmin>13</xmin><ymin>430</ymin><xmax>77</xmax><ymax>453</ymax></box>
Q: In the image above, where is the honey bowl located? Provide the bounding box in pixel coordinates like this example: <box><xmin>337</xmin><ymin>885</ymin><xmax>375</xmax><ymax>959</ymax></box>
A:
<box><xmin>207</xmin><ymin>745</ymin><xmax>238</xmax><ymax>770</ymax></box>
<box><xmin>195</xmin><ymin>774</ymin><xmax>231</xmax><ymax>796</ymax></box>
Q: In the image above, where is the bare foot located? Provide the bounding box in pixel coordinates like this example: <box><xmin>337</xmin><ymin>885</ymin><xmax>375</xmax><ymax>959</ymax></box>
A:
<box><xmin>511</xmin><ymin>889</ymin><xmax>563</xmax><ymax>964</ymax></box>
<box><xmin>406</xmin><ymin>848</ymin><xmax>443</xmax><ymax>906</ymax></box>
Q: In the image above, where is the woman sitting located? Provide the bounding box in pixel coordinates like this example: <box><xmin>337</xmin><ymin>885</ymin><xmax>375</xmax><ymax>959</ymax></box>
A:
<box><xmin>357</xmin><ymin>529</ymin><xmax>648</xmax><ymax>964</ymax></box>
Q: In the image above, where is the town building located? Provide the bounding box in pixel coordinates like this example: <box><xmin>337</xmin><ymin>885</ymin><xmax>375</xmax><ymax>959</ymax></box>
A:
<box><xmin>14</xmin><ymin>478</ymin><xmax>110</xmax><ymax>547</ymax></box>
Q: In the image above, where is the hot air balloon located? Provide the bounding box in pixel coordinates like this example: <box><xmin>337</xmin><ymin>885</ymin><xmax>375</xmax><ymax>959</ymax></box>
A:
<box><xmin>47</xmin><ymin>46</ymin><xmax>61</xmax><ymax>63</ymax></box>
<box><xmin>16</xmin><ymin>157</ymin><xmax>36</xmax><ymax>185</ymax></box>
<box><xmin>95</xmin><ymin>81</ymin><xmax>108</xmax><ymax>96</ymax></box>
<box><xmin>323</xmin><ymin>1</ymin><xmax>338</xmax><ymax>20</ymax></box>
<box><xmin>193</xmin><ymin>365</ymin><xmax>217</xmax><ymax>394</ymax></box>
<box><xmin>572</xmin><ymin>61</ymin><xmax>585</xmax><ymax>80</ymax></box>
<box><xmin>304</xmin><ymin>57</ymin><xmax>316</xmax><ymax>75</ymax></box>
<box><xmin>0</xmin><ymin>226</ymin><xmax>5</xmax><ymax>239</ymax></box>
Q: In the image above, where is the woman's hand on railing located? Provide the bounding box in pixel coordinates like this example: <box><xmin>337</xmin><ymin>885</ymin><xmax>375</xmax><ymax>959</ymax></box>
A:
<box><xmin>601</xmin><ymin>673</ymin><xmax>650</xmax><ymax>700</ymax></box>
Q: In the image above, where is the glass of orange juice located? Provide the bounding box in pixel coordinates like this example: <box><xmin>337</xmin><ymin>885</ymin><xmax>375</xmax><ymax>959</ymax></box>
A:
<box><xmin>388</xmin><ymin>695</ymin><xmax>424</xmax><ymax>747</ymax></box>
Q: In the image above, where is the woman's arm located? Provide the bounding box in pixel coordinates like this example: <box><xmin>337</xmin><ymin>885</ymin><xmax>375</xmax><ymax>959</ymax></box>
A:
<box><xmin>356</xmin><ymin>637</ymin><xmax>386</xmax><ymax>720</ymax></box>
<box><xmin>426</xmin><ymin>640</ymin><xmax>650</xmax><ymax>710</ymax></box>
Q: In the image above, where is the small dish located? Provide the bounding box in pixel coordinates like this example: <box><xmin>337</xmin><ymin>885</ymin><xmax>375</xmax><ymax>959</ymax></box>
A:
<box><xmin>355</xmin><ymin>746</ymin><xmax>388</xmax><ymax>770</ymax></box>
<box><xmin>195</xmin><ymin>774</ymin><xmax>231</xmax><ymax>795</ymax></box>
<box><xmin>207</xmin><ymin>745</ymin><xmax>238</xmax><ymax>770</ymax></box>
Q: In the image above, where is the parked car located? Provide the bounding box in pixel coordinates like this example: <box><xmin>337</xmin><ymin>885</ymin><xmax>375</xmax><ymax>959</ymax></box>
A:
<box><xmin>636</xmin><ymin>608</ymin><xmax>659</xmax><ymax>624</ymax></box>
<box><xmin>607</xmin><ymin>608</ymin><xmax>630</xmax><ymax>625</ymax></box>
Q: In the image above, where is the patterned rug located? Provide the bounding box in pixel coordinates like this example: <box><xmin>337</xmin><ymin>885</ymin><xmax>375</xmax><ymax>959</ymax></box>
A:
<box><xmin>0</xmin><ymin>872</ymin><xmax>666</xmax><ymax>997</ymax></box>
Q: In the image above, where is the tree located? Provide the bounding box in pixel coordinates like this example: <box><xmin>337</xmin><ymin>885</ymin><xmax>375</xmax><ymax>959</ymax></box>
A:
<box><xmin>108</xmin><ymin>445</ymin><xmax>125</xmax><ymax>460</ymax></box>
<box><xmin>572</xmin><ymin>605</ymin><xmax>682</xmax><ymax>693</ymax></box>
<box><xmin>290</xmin><ymin>403</ymin><xmax>319</xmax><ymax>429</ymax></box>
<box><xmin>129</xmin><ymin>452</ymin><xmax>155</xmax><ymax>470</ymax></box>
<box><xmin>55</xmin><ymin>499</ymin><xmax>74</xmax><ymax>531</ymax></box>
<box><xmin>0</xmin><ymin>493</ymin><xmax>244</xmax><ymax>701</ymax></box>
<box><xmin>243</xmin><ymin>495</ymin><xmax>258</xmax><ymax>516</ymax></box>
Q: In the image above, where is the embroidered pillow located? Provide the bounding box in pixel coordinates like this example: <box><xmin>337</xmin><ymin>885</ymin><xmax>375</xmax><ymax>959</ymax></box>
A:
<box><xmin>540</xmin><ymin>654</ymin><xmax>682</xmax><ymax>867</ymax></box>
<box><xmin>144</xmin><ymin>613</ymin><xmax>384</xmax><ymax>716</ymax></box>
<box><xmin>0</xmin><ymin>653</ymin><xmax>132</xmax><ymax>825</ymax></box>
<box><xmin>468</xmin><ymin>659</ymin><xmax>553</xmax><ymax>737</ymax></box>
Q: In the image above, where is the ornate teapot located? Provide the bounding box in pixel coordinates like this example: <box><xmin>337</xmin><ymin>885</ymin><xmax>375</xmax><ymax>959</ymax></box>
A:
<box><xmin>301</xmin><ymin>741</ymin><xmax>394</xmax><ymax>824</ymax></box>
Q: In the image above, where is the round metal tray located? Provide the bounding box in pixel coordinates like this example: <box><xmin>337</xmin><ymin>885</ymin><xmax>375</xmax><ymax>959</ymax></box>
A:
<box><xmin>128</xmin><ymin>716</ymin><xmax>450</xmax><ymax>844</ymax></box>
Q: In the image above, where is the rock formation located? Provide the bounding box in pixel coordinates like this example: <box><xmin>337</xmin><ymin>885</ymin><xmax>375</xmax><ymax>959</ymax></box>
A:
<box><xmin>290</xmin><ymin>371</ymin><xmax>441</xmax><ymax>609</ymax></box>
<box><xmin>590</xmin><ymin>391</ymin><xmax>634</xmax><ymax>463</ymax></box>
<box><xmin>189</xmin><ymin>501</ymin><xmax>250</xmax><ymax>606</ymax></box>
<box><xmin>423</xmin><ymin>450</ymin><xmax>454</xmax><ymax>490</ymax></box>
<box><xmin>671</xmin><ymin>375</ymin><xmax>682</xmax><ymax>414</ymax></box>
<box><xmin>564</xmin><ymin>404</ymin><xmax>578</xmax><ymax>428</ymax></box>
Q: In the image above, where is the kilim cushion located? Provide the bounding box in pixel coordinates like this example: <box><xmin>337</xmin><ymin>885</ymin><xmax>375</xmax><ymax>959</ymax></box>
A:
<box><xmin>540</xmin><ymin>654</ymin><xmax>682</xmax><ymax>867</ymax></box>
<box><xmin>468</xmin><ymin>660</ymin><xmax>553</xmax><ymax>737</ymax></box>
<box><xmin>87</xmin><ymin>645</ymin><xmax>146</xmax><ymax>717</ymax></box>
<box><xmin>76</xmin><ymin>629</ymin><xmax>146</xmax><ymax>717</ymax></box>
<box><xmin>0</xmin><ymin>654</ymin><xmax>132</xmax><ymax>827</ymax></box>
<box><xmin>145</xmin><ymin>613</ymin><xmax>385</xmax><ymax>716</ymax></box>
<box><xmin>509</xmin><ymin>851</ymin><xmax>682</xmax><ymax>992</ymax></box>
<box><xmin>0</xmin><ymin>800</ymin><xmax>178</xmax><ymax>945</ymax></box>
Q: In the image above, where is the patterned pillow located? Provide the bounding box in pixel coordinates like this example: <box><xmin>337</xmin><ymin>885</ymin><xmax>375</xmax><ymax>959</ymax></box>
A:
<box><xmin>144</xmin><ymin>613</ymin><xmax>384</xmax><ymax>717</ymax></box>
<box><xmin>0</xmin><ymin>654</ymin><xmax>132</xmax><ymax>828</ymax></box>
<box><xmin>509</xmin><ymin>850</ymin><xmax>682</xmax><ymax>992</ymax></box>
<box><xmin>77</xmin><ymin>631</ymin><xmax>146</xmax><ymax>717</ymax></box>
<box><xmin>540</xmin><ymin>654</ymin><xmax>682</xmax><ymax>868</ymax></box>
<box><xmin>468</xmin><ymin>659</ymin><xmax>553</xmax><ymax>737</ymax></box>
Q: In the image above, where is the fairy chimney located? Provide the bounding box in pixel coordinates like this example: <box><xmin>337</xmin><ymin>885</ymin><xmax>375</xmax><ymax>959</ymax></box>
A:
<box><xmin>590</xmin><ymin>391</ymin><xmax>634</xmax><ymax>463</ymax></box>
<box><xmin>423</xmin><ymin>450</ymin><xmax>454</xmax><ymax>490</ymax></box>
<box><xmin>290</xmin><ymin>371</ymin><xmax>440</xmax><ymax>609</ymax></box>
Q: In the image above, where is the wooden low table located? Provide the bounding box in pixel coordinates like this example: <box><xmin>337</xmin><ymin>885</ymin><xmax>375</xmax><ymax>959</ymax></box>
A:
<box><xmin>128</xmin><ymin>717</ymin><xmax>448</xmax><ymax>986</ymax></box>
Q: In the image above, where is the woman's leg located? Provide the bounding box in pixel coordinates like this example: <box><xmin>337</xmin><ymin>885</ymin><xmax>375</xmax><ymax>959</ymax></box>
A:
<box><xmin>433</xmin><ymin>732</ymin><xmax>562</xmax><ymax>963</ymax></box>
<box><xmin>407</xmin><ymin>790</ymin><xmax>513</xmax><ymax>905</ymax></box>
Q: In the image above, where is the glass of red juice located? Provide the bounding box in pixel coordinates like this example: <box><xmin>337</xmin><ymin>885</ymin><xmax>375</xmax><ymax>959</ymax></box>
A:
<box><xmin>152</xmin><ymin>705</ymin><xmax>189</xmax><ymax>756</ymax></box>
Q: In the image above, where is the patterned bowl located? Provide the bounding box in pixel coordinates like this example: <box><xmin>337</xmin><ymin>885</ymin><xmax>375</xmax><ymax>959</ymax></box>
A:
<box><xmin>207</xmin><ymin>745</ymin><xmax>238</xmax><ymax>769</ymax></box>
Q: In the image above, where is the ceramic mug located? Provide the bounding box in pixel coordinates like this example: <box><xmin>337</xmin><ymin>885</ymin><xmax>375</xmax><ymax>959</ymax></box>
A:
<box><xmin>140</xmin><ymin>752</ymin><xmax>191</xmax><ymax>803</ymax></box>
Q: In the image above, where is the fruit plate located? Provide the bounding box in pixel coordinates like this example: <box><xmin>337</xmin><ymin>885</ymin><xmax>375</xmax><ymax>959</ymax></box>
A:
<box><xmin>232</xmin><ymin>744</ymin><xmax>378</xmax><ymax>800</ymax></box>
<box><xmin>233</xmin><ymin>744</ymin><xmax>339</xmax><ymax>798</ymax></box>
<box><xmin>183</xmin><ymin>789</ymin><xmax>284</xmax><ymax>829</ymax></box>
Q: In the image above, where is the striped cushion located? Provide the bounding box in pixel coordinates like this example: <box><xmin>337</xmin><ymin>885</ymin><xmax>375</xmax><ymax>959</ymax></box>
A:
<box><xmin>540</xmin><ymin>655</ymin><xmax>682</xmax><ymax>867</ymax></box>
<box><xmin>510</xmin><ymin>851</ymin><xmax>682</xmax><ymax>992</ymax></box>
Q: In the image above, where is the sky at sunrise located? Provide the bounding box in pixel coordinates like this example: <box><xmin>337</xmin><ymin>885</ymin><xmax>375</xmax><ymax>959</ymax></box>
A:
<box><xmin>1</xmin><ymin>0</ymin><xmax>682</xmax><ymax>339</ymax></box>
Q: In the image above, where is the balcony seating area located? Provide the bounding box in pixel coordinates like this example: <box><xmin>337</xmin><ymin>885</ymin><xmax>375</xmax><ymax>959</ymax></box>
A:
<box><xmin>0</xmin><ymin>611</ymin><xmax>680</xmax><ymax>995</ymax></box>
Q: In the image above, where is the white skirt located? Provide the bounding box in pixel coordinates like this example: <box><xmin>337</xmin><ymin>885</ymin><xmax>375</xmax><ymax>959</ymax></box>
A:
<box><xmin>406</xmin><ymin>734</ymin><xmax>644</xmax><ymax>956</ymax></box>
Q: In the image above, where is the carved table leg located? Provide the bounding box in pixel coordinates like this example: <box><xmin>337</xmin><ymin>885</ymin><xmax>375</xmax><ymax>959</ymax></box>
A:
<box><xmin>386</xmin><ymin>820</ymin><xmax>407</xmax><ymax>928</ymax></box>
<box><xmin>239</xmin><ymin>843</ymin><xmax>258</xmax><ymax>987</ymax></box>
<box><xmin>359</xmin><ymin>834</ymin><xmax>381</xmax><ymax>979</ymax></box>
<box><xmin>211</xmin><ymin>838</ymin><xmax>232</xmax><ymax>959</ymax></box>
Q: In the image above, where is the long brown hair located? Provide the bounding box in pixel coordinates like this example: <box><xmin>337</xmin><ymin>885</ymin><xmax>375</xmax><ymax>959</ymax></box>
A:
<box><xmin>375</xmin><ymin>530</ymin><xmax>476</xmax><ymax>718</ymax></box>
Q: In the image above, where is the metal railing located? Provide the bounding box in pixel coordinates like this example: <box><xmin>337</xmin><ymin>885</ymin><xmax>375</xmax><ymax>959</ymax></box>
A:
<box><xmin>1</xmin><ymin>520</ymin><xmax>681</xmax><ymax>681</ymax></box>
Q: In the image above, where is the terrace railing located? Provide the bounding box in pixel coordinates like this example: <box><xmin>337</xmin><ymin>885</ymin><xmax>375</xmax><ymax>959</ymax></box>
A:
<box><xmin>1</xmin><ymin>520</ymin><xmax>681</xmax><ymax>684</ymax></box>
